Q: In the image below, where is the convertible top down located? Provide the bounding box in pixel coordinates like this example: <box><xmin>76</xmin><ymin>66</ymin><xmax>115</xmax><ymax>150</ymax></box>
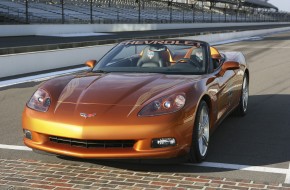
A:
<box><xmin>22</xmin><ymin>39</ymin><xmax>249</xmax><ymax>163</ymax></box>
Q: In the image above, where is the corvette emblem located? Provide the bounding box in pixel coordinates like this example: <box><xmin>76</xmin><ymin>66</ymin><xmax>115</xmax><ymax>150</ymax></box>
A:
<box><xmin>80</xmin><ymin>113</ymin><xmax>96</xmax><ymax>119</ymax></box>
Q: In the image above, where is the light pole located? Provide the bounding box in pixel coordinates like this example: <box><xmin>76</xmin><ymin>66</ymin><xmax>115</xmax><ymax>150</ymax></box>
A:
<box><xmin>156</xmin><ymin>2</ymin><xmax>158</xmax><ymax>22</ymax></box>
<box><xmin>210</xmin><ymin>1</ymin><xmax>213</xmax><ymax>23</ymax></box>
<box><xmin>191</xmin><ymin>4</ymin><xmax>195</xmax><ymax>23</ymax></box>
<box><xmin>60</xmin><ymin>0</ymin><xmax>64</xmax><ymax>24</ymax></box>
<box><xmin>202</xmin><ymin>0</ymin><xmax>204</xmax><ymax>22</ymax></box>
<box><xmin>224</xmin><ymin>3</ymin><xmax>227</xmax><ymax>23</ymax></box>
<box><xmin>236</xmin><ymin>3</ymin><xmax>240</xmax><ymax>22</ymax></box>
<box><xmin>25</xmin><ymin>0</ymin><xmax>29</xmax><ymax>24</ymax></box>
<box><xmin>244</xmin><ymin>5</ymin><xmax>247</xmax><ymax>22</ymax></box>
<box><xmin>90</xmin><ymin>0</ymin><xmax>93</xmax><ymax>24</ymax></box>
<box><xmin>168</xmin><ymin>0</ymin><xmax>173</xmax><ymax>23</ymax></box>
<box><xmin>138</xmin><ymin>0</ymin><xmax>141</xmax><ymax>23</ymax></box>
<box><xmin>210</xmin><ymin>0</ymin><xmax>217</xmax><ymax>23</ymax></box>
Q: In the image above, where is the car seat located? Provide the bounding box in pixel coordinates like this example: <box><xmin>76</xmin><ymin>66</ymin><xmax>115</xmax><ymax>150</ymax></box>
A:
<box><xmin>137</xmin><ymin>46</ymin><xmax>171</xmax><ymax>67</ymax></box>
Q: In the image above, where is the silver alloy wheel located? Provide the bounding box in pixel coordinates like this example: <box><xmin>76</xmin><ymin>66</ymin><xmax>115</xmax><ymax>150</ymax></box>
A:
<box><xmin>198</xmin><ymin>106</ymin><xmax>210</xmax><ymax>157</ymax></box>
<box><xmin>242</xmin><ymin>77</ymin><xmax>249</xmax><ymax>112</ymax></box>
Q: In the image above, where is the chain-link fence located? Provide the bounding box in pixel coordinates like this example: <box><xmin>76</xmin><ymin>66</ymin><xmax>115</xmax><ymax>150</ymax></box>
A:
<box><xmin>0</xmin><ymin>0</ymin><xmax>289</xmax><ymax>24</ymax></box>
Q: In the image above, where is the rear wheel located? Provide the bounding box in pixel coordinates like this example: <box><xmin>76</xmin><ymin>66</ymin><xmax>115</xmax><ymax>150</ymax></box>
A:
<box><xmin>235</xmin><ymin>73</ymin><xmax>249</xmax><ymax>116</ymax></box>
<box><xmin>189</xmin><ymin>100</ymin><xmax>210</xmax><ymax>163</ymax></box>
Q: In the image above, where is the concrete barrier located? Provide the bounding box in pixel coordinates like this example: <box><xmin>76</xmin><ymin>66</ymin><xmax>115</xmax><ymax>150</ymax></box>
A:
<box><xmin>1</xmin><ymin>26</ymin><xmax>290</xmax><ymax>79</ymax></box>
<box><xmin>177</xmin><ymin>26</ymin><xmax>290</xmax><ymax>44</ymax></box>
<box><xmin>0</xmin><ymin>22</ymin><xmax>289</xmax><ymax>37</ymax></box>
<box><xmin>0</xmin><ymin>44</ymin><xmax>114</xmax><ymax>78</ymax></box>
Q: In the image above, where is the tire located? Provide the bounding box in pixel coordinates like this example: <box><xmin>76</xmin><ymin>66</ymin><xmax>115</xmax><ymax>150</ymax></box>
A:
<box><xmin>235</xmin><ymin>73</ymin><xmax>249</xmax><ymax>116</ymax></box>
<box><xmin>188</xmin><ymin>100</ymin><xmax>210</xmax><ymax>163</ymax></box>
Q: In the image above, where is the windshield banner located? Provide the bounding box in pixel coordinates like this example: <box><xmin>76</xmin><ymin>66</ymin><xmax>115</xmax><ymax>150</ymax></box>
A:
<box><xmin>122</xmin><ymin>40</ymin><xmax>201</xmax><ymax>46</ymax></box>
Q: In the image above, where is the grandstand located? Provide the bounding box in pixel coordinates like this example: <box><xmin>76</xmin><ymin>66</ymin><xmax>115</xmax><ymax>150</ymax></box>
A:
<box><xmin>0</xmin><ymin>0</ymin><xmax>289</xmax><ymax>24</ymax></box>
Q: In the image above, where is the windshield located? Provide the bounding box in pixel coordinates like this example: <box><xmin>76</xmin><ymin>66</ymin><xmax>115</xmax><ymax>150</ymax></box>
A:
<box><xmin>93</xmin><ymin>40</ymin><xmax>208</xmax><ymax>75</ymax></box>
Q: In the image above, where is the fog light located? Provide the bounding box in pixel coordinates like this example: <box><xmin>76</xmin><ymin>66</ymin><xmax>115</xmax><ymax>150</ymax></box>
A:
<box><xmin>23</xmin><ymin>129</ymin><xmax>32</xmax><ymax>140</ymax></box>
<box><xmin>152</xmin><ymin>138</ymin><xmax>176</xmax><ymax>148</ymax></box>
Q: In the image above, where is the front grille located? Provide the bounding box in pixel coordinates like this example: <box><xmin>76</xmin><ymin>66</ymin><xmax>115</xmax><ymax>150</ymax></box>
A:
<box><xmin>49</xmin><ymin>136</ymin><xmax>135</xmax><ymax>149</ymax></box>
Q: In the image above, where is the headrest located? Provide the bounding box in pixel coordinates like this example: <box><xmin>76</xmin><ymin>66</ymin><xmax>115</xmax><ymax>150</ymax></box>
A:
<box><xmin>137</xmin><ymin>45</ymin><xmax>170</xmax><ymax>67</ymax></box>
<box><xmin>210</xmin><ymin>46</ymin><xmax>222</xmax><ymax>59</ymax></box>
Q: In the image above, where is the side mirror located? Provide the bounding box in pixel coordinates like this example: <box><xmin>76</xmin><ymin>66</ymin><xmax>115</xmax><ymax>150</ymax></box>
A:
<box><xmin>219</xmin><ymin>61</ymin><xmax>239</xmax><ymax>76</ymax></box>
<box><xmin>222</xmin><ymin>61</ymin><xmax>240</xmax><ymax>71</ymax></box>
<box><xmin>85</xmin><ymin>60</ymin><xmax>97</xmax><ymax>68</ymax></box>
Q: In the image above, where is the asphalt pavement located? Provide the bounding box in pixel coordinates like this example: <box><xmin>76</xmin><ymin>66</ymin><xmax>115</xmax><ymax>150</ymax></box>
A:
<box><xmin>1</xmin><ymin>30</ymin><xmax>290</xmax><ymax>188</ymax></box>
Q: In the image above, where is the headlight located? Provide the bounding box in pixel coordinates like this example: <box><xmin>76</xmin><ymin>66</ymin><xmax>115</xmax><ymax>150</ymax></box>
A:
<box><xmin>138</xmin><ymin>94</ymin><xmax>186</xmax><ymax>116</ymax></box>
<box><xmin>27</xmin><ymin>89</ymin><xmax>51</xmax><ymax>112</ymax></box>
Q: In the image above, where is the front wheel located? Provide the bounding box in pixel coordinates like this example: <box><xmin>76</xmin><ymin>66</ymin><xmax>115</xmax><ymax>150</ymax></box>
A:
<box><xmin>188</xmin><ymin>100</ymin><xmax>210</xmax><ymax>163</ymax></box>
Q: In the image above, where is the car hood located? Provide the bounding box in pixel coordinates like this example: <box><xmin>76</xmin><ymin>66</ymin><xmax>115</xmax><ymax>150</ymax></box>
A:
<box><xmin>54</xmin><ymin>73</ymin><xmax>200</xmax><ymax>105</ymax></box>
<box><xmin>51</xmin><ymin>73</ymin><xmax>201</xmax><ymax>117</ymax></box>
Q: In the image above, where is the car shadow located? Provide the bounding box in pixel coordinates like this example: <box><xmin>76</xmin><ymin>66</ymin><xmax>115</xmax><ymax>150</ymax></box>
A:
<box><xmin>57</xmin><ymin>94</ymin><xmax>290</xmax><ymax>173</ymax></box>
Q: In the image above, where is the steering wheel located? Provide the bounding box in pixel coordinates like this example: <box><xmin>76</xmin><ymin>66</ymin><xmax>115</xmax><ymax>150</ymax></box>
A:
<box><xmin>175</xmin><ymin>58</ymin><xmax>200</xmax><ymax>68</ymax></box>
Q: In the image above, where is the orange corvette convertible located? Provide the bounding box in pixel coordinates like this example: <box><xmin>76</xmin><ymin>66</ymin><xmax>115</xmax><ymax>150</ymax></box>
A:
<box><xmin>22</xmin><ymin>40</ymin><xmax>249</xmax><ymax>163</ymax></box>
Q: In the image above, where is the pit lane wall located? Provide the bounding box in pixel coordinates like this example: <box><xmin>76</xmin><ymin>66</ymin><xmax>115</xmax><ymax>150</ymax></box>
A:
<box><xmin>1</xmin><ymin>26</ymin><xmax>290</xmax><ymax>79</ymax></box>
<box><xmin>0</xmin><ymin>22</ymin><xmax>289</xmax><ymax>37</ymax></box>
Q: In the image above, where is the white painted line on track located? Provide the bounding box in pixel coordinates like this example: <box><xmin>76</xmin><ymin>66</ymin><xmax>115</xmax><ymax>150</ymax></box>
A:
<box><xmin>0</xmin><ymin>67</ymin><xmax>87</xmax><ymax>88</ymax></box>
<box><xmin>186</xmin><ymin>162</ymin><xmax>288</xmax><ymax>175</ymax></box>
<box><xmin>0</xmin><ymin>144</ymin><xmax>32</xmax><ymax>151</ymax></box>
<box><xmin>284</xmin><ymin>163</ymin><xmax>290</xmax><ymax>184</ymax></box>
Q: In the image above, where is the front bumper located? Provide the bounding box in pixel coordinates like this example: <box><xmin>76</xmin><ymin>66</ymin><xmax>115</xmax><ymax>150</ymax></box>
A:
<box><xmin>23</xmin><ymin>108</ymin><xmax>195</xmax><ymax>159</ymax></box>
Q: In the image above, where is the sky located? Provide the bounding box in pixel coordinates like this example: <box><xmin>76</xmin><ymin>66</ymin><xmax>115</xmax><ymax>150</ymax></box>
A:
<box><xmin>268</xmin><ymin>0</ymin><xmax>290</xmax><ymax>12</ymax></box>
